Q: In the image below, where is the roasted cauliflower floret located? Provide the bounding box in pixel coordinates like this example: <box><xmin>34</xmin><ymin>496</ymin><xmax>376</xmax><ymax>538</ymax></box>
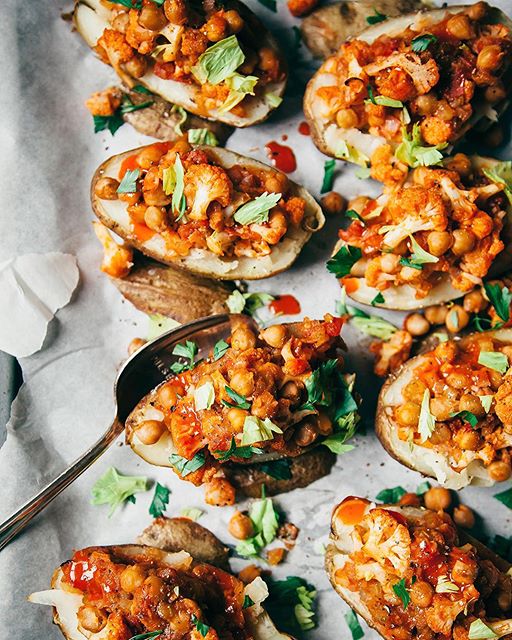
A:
<box><xmin>85</xmin><ymin>87</ymin><xmax>122</xmax><ymax>117</ymax></box>
<box><xmin>495</xmin><ymin>374</ymin><xmax>512</xmax><ymax>426</ymax></box>
<box><xmin>370</xmin><ymin>330</ymin><xmax>412</xmax><ymax>377</ymax></box>
<box><xmin>359</xmin><ymin>508</ymin><xmax>411</xmax><ymax>577</ymax></box>
<box><xmin>97</xmin><ymin>29</ymin><xmax>134</xmax><ymax>66</ymax></box>
<box><xmin>93</xmin><ymin>221</ymin><xmax>133</xmax><ymax>278</ymax></box>
<box><xmin>184</xmin><ymin>164</ymin><xmax>233</xmax><ymax>221</ymax></box>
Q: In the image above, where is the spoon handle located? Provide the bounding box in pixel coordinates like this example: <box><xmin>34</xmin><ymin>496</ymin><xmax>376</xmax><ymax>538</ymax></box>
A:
<box><xmin>0</xmin><ymin>418</ymin><xmax>124</xmax><ymax>551</ymax></box>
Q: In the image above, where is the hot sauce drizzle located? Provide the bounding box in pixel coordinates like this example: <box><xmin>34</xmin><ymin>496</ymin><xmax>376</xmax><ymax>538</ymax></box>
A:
<box><xmin>298</xmin><ymin>121</ymin><xmax>310</xmax><ymax>136</ymax></box>
<box><xmin>269</xmin><ymin>294</ymin><xmax>301</xmax><ymax>316</ymax></box>
<box><xmin>265</xmin><ymin>141</ymin><xmax>297</xmax><ymax>173</ymax></box>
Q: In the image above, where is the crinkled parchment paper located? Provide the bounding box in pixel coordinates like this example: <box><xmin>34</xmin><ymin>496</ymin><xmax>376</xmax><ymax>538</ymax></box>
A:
<box><xmin>1</xmin><ymin>0</ymin><xmax>511</xmax><ymax>637</ymax></box>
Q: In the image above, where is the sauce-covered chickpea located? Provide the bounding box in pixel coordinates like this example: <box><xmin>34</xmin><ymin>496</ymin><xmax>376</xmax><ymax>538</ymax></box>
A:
<box><xmin>477</xmin><ymin>45</ymin><xmax>504</xmax><ymax>72</ymax></box>
<box><xmin>409</xmin><ymin>580</ymin><xmax>434</xmax><ymax>608</ymax></box>
<box><xmin>453</xmin><ymin>428</ymin><xmax>481</xmax><ymax>451</ymax></box>
<box><xmin>260</xmin><ymin>323</ymin><xmax>288</xmax><ymax>348</ymax></box>
<box><xmin>138</xmin><ymin>4</ymin><xmax>167</xmax><ymax>31</ymax></box>
<box><xmin>95</xmin><ymin>176</ymin><xmax>120</xmax><ymax>200</ymax></box>
<box><xmin>77</xmin><ymin>605</ymin><xmax>107</xmax><ymax>633</ymax></box>
<box><xmin>488</xmin><ymin>460</ymin><xmax>512</xmax><ymax>482</ymax></box>
<box><xmin>228</xmin><ymin>511</ymin><xmax>254</xmax><ymax>539</ymax></box>
<box><xmin>123</xmin><ymin>54</ymin><xmax>148</xmax><ymax>78</ymax></box>
<box><xmin>120</xmin><ymin>565</ymin><xmax>147</xmax><ymax>593</ymax></box>
<box><xmin>223</xmin><ymin>10</ymin><xmax>244</xmax><ymax>33</ymax></box>
<box><xmin>463</xmin><ymin>290</ymin><xmax>488</xmax><ymax>314</ymax></box>
<box><xmin>427</xmin><ymin>231</ymin><xmax>453</xmax><ymax>257</ymax></box>
<box><xmin>395</xmin><ymin>402</ymin><xmax>420</xmax><ymax>427</ymax></box>
<box><xmin>424</xmin><ymin>486</ymin><xmax>451</xmax><ymax>511</ymax></box>
<box><xmin>231</xmin><ymin>327</ymin><xmax>257</xmax><ymax>351</ymax></box>
<box><xmin>453</xmin><ymin>504</ymin><xmax>475</xmax><ymax>528</ymax></box>
<box><xmin>446</xmin><ymin>14</ymin><xmax>473</xmax><ymax>39</ymax></box>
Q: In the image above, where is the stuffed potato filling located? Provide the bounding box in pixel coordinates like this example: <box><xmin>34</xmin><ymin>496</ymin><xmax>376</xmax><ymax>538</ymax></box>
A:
<box><xmin>93</xmin><ymin>0</ymin><xmax>284</xmax><ymax>118</ymax></box>
<box><xmin>309</xmin><ymin>3</ymin><xmax>512</xmax><ymax>165</ymax></box>
<box><xmin>394</xmin><ymin>334</ymin><xmax>512</xmax><ymax>482</ymax></box>
<box><xmin>59</xmin><ymin>546</ymin><xmax>256</xmax><ymax>639</ymax></box>
<box><xmin>94</xmin><ymin>141</ymin><xmax>307</xmax><ymax>260</ymax></box>
<box><xmin>336</xmin><ymin>159</ymin><xmax>510</xmax><ymax>299</ymax></box>
<box><xmin>127</xmin><ymin>315</ymin><xmax>358</xmax><ymax>496</ymax></box>
<box><xmin>332</xmin><ymin>499</ymin><xmax>512</xmax><ymax>640</ymax></box>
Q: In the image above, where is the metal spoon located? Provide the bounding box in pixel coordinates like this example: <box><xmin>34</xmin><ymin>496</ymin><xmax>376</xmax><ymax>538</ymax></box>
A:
<box><xmin>0</xmin><ymin>313</ymin><xmax>231</xmax><ymax>551</ymax></box>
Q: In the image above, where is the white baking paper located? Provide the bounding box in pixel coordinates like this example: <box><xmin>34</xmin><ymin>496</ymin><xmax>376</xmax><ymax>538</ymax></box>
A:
<box><xmin>1</xmin><ymin>1</ymin><xmax>512</xmax><ymax>639</ymax></box>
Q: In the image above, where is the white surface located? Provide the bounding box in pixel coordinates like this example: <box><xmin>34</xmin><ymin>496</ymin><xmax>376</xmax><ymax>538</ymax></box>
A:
<box><xmin>1</xmin><ymin>1</ymin><xmax>512</xmax><ymax>638</ymax></box>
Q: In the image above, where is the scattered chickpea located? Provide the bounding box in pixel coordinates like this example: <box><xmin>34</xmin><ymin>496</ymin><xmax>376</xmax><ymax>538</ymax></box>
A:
<box><xmin>260</xmin><ymin>324</ymin><xmax>288</xmax><ymax>349</ymax></box>
<box><xmin>223</xmin><ymin>9</ymin><xmax>244</xmax><ymax>32</ymax></box>
<box><xmin>446</xmin><ymin>14</ymin><xmax>473</xmax><ymax>39</ymax></box>
<box><xmin>395</xmin><ymin>402</ymin><xmax>420</xmax><ymax>427</ymax></box>
<box><xmin>398</xmin><ymin>492</ymin><xmax>421</xmax><ymax>507</ymax></box>
<box><xmin>466</xmin><ymin>1</ymin><xmax>487</xmax><ymax>21</ymax></box>
<box><xmin>402</xmin><ymin>378</ymin><xmax>427</xmax><ymax>403</ymax></box>
<box><xmin>425</xmin><ymin>305</ymin><xmax>448</xmax><ymax>325</ymax></box>
<box><xmin>404</xmin><ymin>313</ymin><xmax>430</xmax><ymax>337</ymax></box>
<box><xmin>294</xmin><ymin>418</ymin><xmax>320</xmax><ymax>446</ymax></box>
<box><xmin>409</xmin><ymin>580</ymin><xmax>434</xmax><ymax>608</ymax></box>
<box><xmin>453</xmin><ymin>504</ymin><xmax>475</xmax><ymax>529</ymax></box>
<box><xmin>228</xmin><ymin>511</ymin><xmax>254</xmax><ymax>539</ymax></box>
<box><xmin>444</xmin><ymin>153</ymin><xmax>472</xmax><ymax>177</ymax></box>
<box><xmin>137</xmin><ymin>145</ymin><xmax>165</xmax><ymax>169</ymax></box>
<box><xmin>226</xmin><ymin>407</ymin><xmax>248</xmax><ymax>431</ymax></box>
<box><xmin>336</xmin><ymin>108</ymin><xmax>358</xmax><ymax>129</ymax></box>
<box><xmin>128</xmin><ymin>337</ymin><xmax>146</xmax><ymax>356</ymax></box>
<box><xmin>459</xmin><ymin>394</ymin><xmax>485</xmax><ymax>418</ymax></box>
<box><xmin>238</xmin><ymin>564</ymin><xmax>262</xmax><ymax>584</ymax></box>
<box><xmin>266</xmin><ymin>547</ymin><xmax>287</xmax><ymax>565</ymax></box>
<box><xmin>258</xmin><ymin>47</ymin><xmax>278</xmax><ymax>72</ymax></box>
<box><xmin>158</xmin><ymin>382</ymin><xmax>178</xmax><ymax>409</ymax></box>
<box><xmin>445</xmin><ymin>305</ymin><xmax>469</xmax><ymax>333</ymax></box>
<box><xmin>463</xmin><ymin>289</ymin><xmax>488</xmax><ymax>314</ymax></box>
<box><xmin>144</xmin><ymin>205</ymin><xmax>168</xmax><ymax>232</ymax></box>
<box><xmin>430</xmin><ymin>396</ymin><xmax>457</xmax><ymax>421</ymax></box>
<box><xmin>279</xmin><ymin>380</ymin><xmax>304</xmax><ymax>406</ymax></box>
<box><xmin>424</xmin><ymin>486</ymin><xmax>452</xmax><ymax>511</ymax></box>
<box><xmin>205</xmin><ymin>478</ymin><xmax>236</xmax><ymax>506</ymax></box>
<box><xmin>94</xmin><ymin>176</ymin><xmax>120</xmax><ymax>200</ymax></box>
<box><xmin>453</xmin><ymin>428</ymin><xmax>481</xmax><ymax>451</ymax></box>
<box><xmin>231</xmin><ymin>327</ymin><xmax>257</xmax><ymax>351</ymax></box>
<box><xmin>487</xmin><ymin>460</ymin><xmax>512</xmax><ymax>483</ymax></box>
<box><xmin>135</xmin><ymin>420</ymin><xmax>166</xmax><ymax>445</ymax></box>
<box><xmin>429</xmin><ymin>424</ymin><xmax>452</xmax><ymax>445</ymax></box>
<box><xmin>321</xmin><ymin>191</ymin><xmax>346</xmax><ymax>216</ymax></box>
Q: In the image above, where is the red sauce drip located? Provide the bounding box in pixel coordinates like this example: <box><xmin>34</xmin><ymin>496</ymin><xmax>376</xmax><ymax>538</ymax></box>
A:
<box><xmin>265</xmin><ymin>141</ymin><xmax>297</xmax><ymax>173</ymax></box>
<box><xmin>282</xmin><ymin>134</ymin><xmax>288</xmax><ymax>141</ymax></box>
<box><xmin>269</xmin><ymin>294</ymin><xmax>301</xmax><ymax>316</ymax></box>
<box><xmin>119</xmin><ymin>154</ymin><xmax>139</xmax><ymax>180</ymax></box>
<box><xmin>298</xmin><ymin>121</ymin><xmax>310</xmax><ymax>136</ymax></box>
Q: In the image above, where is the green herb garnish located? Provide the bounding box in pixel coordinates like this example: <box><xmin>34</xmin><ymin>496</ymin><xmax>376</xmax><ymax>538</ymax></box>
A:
<box><xmin>484</xmin><ymin>282</ymin><xmax>512</xmax><ymax>323</ymax></box>
<box><xmin>375</xmin><ymin>486</ymin><xmax>406</xmax><ymax>503</ymax></box>
<box><xmin>345</xmin><ymin>609</ymin><xmax>365</xmax><ymax>640</ymax></box>
<box><xmin>259</xmin><ymin>459</ymin><xmax>293</xmax><ymax>480</ymax></box>
<box><xmin>478</xmin><ymin>351</ymin><xmax>508</xmax><ymax>374</ymax></box>
<box><xmin>321</xmin><ymin>159</ymin><xmax>336</xmax><ymax>194</ymax></box>
<box><xmin>213</xmin><ymin>339</ymin><xmax>229</xmax><ymax>361</ymax></box>
<box><xmin>191</xmin><ymin>614</ymin><xmax>211</xmax><ymax>637</ymax></box>
<box><xmin>149</xmin><ymin>482</ymin><xmax>170</xmax><ymax>518</ymax></box>
<box><xmin>169</xmin><ymin>452</ymin><xmax>206</xmax><ymax>476</ymax></box>
<box><xmin>215</xmin><ymin>436</ymin><xmax>263</xmax><ymax>461</ymax></box>
<box><xmin>222</xmin><ymin>385</ymin><xmax>251</xmax><ymax>410</ymax></box>
<box><xmin>449</xmin><ymin>410</ymin><xmax>478</xmax><ymax>428</ymax></box>
<box><xmin>327</xmin><ymin>245</ymin><xmax>362</xmax><ymax>278</ymax></box>
<box><xmin>366</xmin><ymin>8</ymin><xmax>387</xmax><ymax>24</ymax></box>
<box><xmin>234</xmin><ymin>192</ymin><xmax>282</xmax><ymax>225</ymax></box>
<box><xmin>170</xmin><ymin>340</ymin><xmax>198</xmax><ymax>374</ymax></box>
<box><xmin>91</xmin><ymin>467</ymin><xmax>147</xmax><ymax>516</ymax></box>
<box><xmin>393</xmin><ymin>578</ymin><xmax>411</xmax><ymax>608</ymax></box>
<box><xmin>117</xmin><ymin>168</ymin><xmax>140</xmax><ymax>194</ymax></box>
<box><xmin>411</xmin><ymin>33</ymin><xmax>437</xmax><ymax>52</ymax></box>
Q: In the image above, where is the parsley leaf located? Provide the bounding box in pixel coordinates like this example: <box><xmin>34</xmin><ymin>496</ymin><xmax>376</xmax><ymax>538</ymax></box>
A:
<box><xmin>149</xmin><ymin>482</ymin><xmax>170</xmax><ymax>518</ymax></box>
<box><xmin>191</xmin><ymin>614</ymin><xmax>211</xmax><ymax>637</ymax></box>
<box><xmin>234</xmin><ymin>192</ymin><xmax>282</xmax><ymax>225</ymax></box>
<box><xmin>236</xmin><ymin>495</ymin><xmax>280</xmax><ymax>558</ymax></box>
<box><xmin>345</xmin><ymin>609</ymin><xmax>365</xmax><ymax>640</ymax></box>
<box><xmin>416</xmin><ymin>481</ymin><xmax>431</xmax><ymax>495</ymax></box>
<box><xmin>259</xmin><ymin>459</ymin><xmax>292</xmax><ymax>480</ymax></box>
<box><xmin>345</xmin><ymin>209</ymin><xmax>364</xmax><ymax>223</ymax></box>
<box><xmin>213</xmin><ymin>339</ymin><xmax>229</xmax><ymax>361</ymax></box>
<box><xmin>91</xmin><ymin>467</ymin><xmax>147</xmax><ymax>516</ymax></box>
<box><xmin>171</xmin><ymin>340</ymin><xmax>198</xmax><ymax>374</ymax></box>
<box><xmin>117</xmin><ymin>169</ymin><xmax>140</xmax><ymax>194</ymax></box>
<box><xmin>133</xmin><ymin>84</ymin><xmax>153</xmax><ymax>94</ymax></box>
<box><xmin>169</xmin><ymin>452</ymin><xmax>206</xmax><ymax>476</ymax></box>
<box><xmin>321</xmin><ymin>159</ymin><xmax>336</xmax><ymax>194</ymax></box>
<box><xmin>93</xmin><ymin>112</ymin><xmax>124</xmax><ymax>135</ymax></box>
<box><xmin>222</xmin><ymin>385</ymin><xmax>251</xmax><ymax>410</ymax></box>
<box><xmin>127</xmin><ymin>632</ymin><xmax>163</xmax><ymax>640</ymax></box>
<box><xmin>484</xmin><ymin>282</ymin><xmax>512</xmax><ymax>323</ymax></box>
<box><xmin>266</xmin><ymin>576</ymin><xmax>318</xmax><ymax>635</ymax></box>
<box><xmin>243</xmin><ymin>595</ymin><xmax>255</xmax><ymax>608</ymax></box>
<box><xmin>226</xmin><ymin>290</ymin><xmax>274</xmax><ymax>315</ymax></box>
<box><xmin>366</xmin><ymin>8</ymin><xmax>387</xmax><ymax>24</ymax></box>
<box><xmin>393</xmin><ymin>578</ymin><xmax>411</xmax><ymax>608</ymax></box>
<box><xmin>449</xmin><ymin>410</ymin><xmax>478</xmax><ymax>428</ymax></box>
<box><xmin>411</xmin><ymin>33</ymin><xmax>437</xmax><ymax>52</ymax></box>
<box><xmin>371</xmin><ymin>292</ymin><xmax>385</xmax><ymax>306</ymax></box>
<box><xmin>326</xmin><ymin>245</ymin><xmax>362</xmax><ymax>278</ymax></box>
<box><xmin>215</xmin><ymin>436</ymin><xmax>263</xmax><ymax>461</ymax></box>
<box><xmin>495</xmin><ymin>487</ymin><xmax>512</xmax><ymax>509</ymax></box>
<box><xmin>120</xmin><ymin>95</ymin><xmax>153</xmax><ymax>114</ymax></box>
<box><xmin>396</xmin><ymin>123</ymin><xmax>447</xmax><ymax>168</ymax></box>
<box><xmin>375</xmin><ymin>486</ymin><xmax>406</xmax><ymax>503</ymax></box>
<box><xmin>109</xmin><ymin>0</ymin><xmax>142</xmax><ymax>7</ymax></box>
<box><xmin>399</xmin><ymin>257</ymin><xmax>423</xmax><ymax>271</ymax></box>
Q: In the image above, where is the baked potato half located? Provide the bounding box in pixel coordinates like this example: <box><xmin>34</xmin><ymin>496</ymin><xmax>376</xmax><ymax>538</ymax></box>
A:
<box><xmin>29</xmin><ymin>519</ymin><xmax>292</xmax><ymax>640</ymax></box>
<box><xmin>330</xmin><ymin>156</ymin><xmax>512</xmax><ymax>310</ymax></box>
<box><xmin>125</xmin><ymin>314</ymin><xmax>358</xmax><ymax>503</ymax></box>
<box><xmin>91</xmin><ymin>142</ymin><xmax>324</xmax><ymax>281</ymax></box>
<box><xmin>326</xmin><ymin>497</ymin><xmax>512</xmax><ymax>640</ymax></box>
<box><xmin>304</xmin><ymin>4</ymin><xmax>512</xmax><ymax>165</ymax></box>
<box><xmin>376</xmin><ymin>328</ymin><xmax>512</xmax><ymax>489</ymax></box>
<box><xmin>74</xmin><ymin>0</ymin><xmax>286</xmax><ymax>127</ymax></box>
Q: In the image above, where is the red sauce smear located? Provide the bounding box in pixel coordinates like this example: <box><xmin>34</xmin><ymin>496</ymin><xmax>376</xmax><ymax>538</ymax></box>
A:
<box><xmin>269</xmin><ymin>294</ymin><xmax>301</xmax><ymax>315</ymax></box>
<box><xmin>265</xmin><ymin>141</ymin><xmax>297</xmax><ymax>173</ymax></box>
<box><xmin>119</xmin><ymin>154</ymin><xmax>139</xmax><ymax>180</ymax></box>
<box><xmin>298</xmin><ymin>121</ymin><xmax>310</xmax><ymax>136</ymax></box>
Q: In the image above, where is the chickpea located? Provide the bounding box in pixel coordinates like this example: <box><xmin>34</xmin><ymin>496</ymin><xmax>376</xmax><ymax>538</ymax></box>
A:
<box><xmin>229</xmin><ymin>511</ymin><xmax>254</xmax><ymax>539</ymax></box>
<box><xmin>144</xmin><ymin>205</ymin><xmax>168</xmax><ymax>232</ymax></box>
<box><xmin>229</xmin><ymin>370</ymin><xmax>254</xmax><ymax>397</ymax></box>
<box><xmin>430</xmin><ymin>396</ymin><xmax>456</xmax><ymax>421</ymax></box>
<box><xmin>280</xmin><ymin>380</ymin><xmax>304</xmax><ymax>406</ymax></box>
<box><xmin>395</xmin><ymin>402</ymin><xmax>420</xmax><ymax>427</ymax></box>
<box><xmin>467</xmin><ymin>1</ymin><xmax>487</xmax><ymax>20</ymax></box>
<box><xmin>404</xmin><ymin>313</ymin><xmax>430</xmax><ymax>337</ymax></box>
<box><xmin>123</xmin><ymin>54</ymin><xmax>148</xmax><ymax>78</ymax></box>
<box><xmin>400</xmin><ymin>265</ymin><xmax>423</xmax><ymax>282</ymax></box>
<box><xmin>260</xmin><ymin>324</ymin><xmax>288</xmax><ymax>349</ymax></box>
<box><xmin>429</xmin><ymin>423</ymin><xmax>452</xmax><ymax>444</ymax></box>
<box><xmin>425</xmin><ymin>305</ymin><xmax>448</xmax><ymax>325</ymax></box>
<box><xmin>120</xmin><ymin>565</ymin><xmax>147</xmax><ymax>593</ymax></box>
<box><xmin>380</xmin><ymin>253</ymin><xmax>400</xmax><ymax>274</ymax></box>
<box><xmin>227</xmin><ymin>407</ymin><xmax>248</xmax><ymax>431</ymax></box>
<box><xmin>143</xmin><ymin>185</ymin><xmax>171</xmax><ymax>207</ymax></box>
<box><xmin>477</xmin><ymin>45</ymin><xmax>504</xmax><ymax>72</ymax></box>
<box><xmin>128</xmin><ymin>337</ymin><xmax>146</xmax><ymax>356</ymax></box>
<box><xmin>398</xmin><ymin>492</ymin><xmax>421</xmax><ymax>507</ymax></box>
<box><xmin>445</xmin><ymin>305</ymin><xmax>470</xmax><ymax>333</ymax></box>
<box><xmin>137</xmin><ymin>145</ymin><xmax>165</xmax><ymax>169</ymax></box>
<box><xmin>488</xmin><ymin>460</ymin><xmax>512</xmax><ymax>482</ymax></box>
<box><xmin>138</xmin><ymin>4</ymin><xmax>167</xmax><ymax>31</ymax></box>
<box><xmin>158</xmin><ymin>382</ymin><xmax>178</xmax><ymax>408</ymax></box>
<box><xmin>336</xmin><ymin>108</ymin><xmax>358</xmax><ymax>129</ymax></box>
<box><xmin>485</xmin><ymin>84</ymin><xmax>507</xmax><ymax>104</ymax></box>
<box><xmin>452</xmin><ymin>559</ymin><xmax>477</xmax><ymax>585</ymax></box>
<box><xmin>452</xmin><ymin>229</ymin><xmax>476</xmax><ymax>256</ymax></box>
<box><xmin>144</xmin><ymin>574</ymin><xmax>164</xmax><ymax>597</ymax></box>
<box><xmin>223</xmin><ymin>9</ymin><xmax>244</xmax><ymax>33</ymax></box>
<box><xmin>204</xmin><ymin>14</ymin><xmax>228</xmax><ymax>42</ymax></box>
<box><xmin>135</xmin><ymin>420</ymin><xmax>166</xmax><ymax>445</ymax></box>
<box><xmin>164</xmin><ymin>0</ymin><xmax>188</xmax><ymax>25</ymax></box>
<box><xmin>459</xmin><ymin>394</ymin><xmax>485</xmax><ymax>418</ymax></box>
<box><xmin>231</xmin><ymin>327</ymin><xmax>257</xmax><ymax>351</ymax></box>
<box><xmin>205</xmin><ymin>478</ymin><xmax>236</xmax><ymax>506</ymax></box>
<box><xmin>238</xmin><ymin>564</ymin><xmax>261</xmax><ymax>584</ymax></box>
<box><xmin>444</xmin><ymin>153</ymin><xmax>472</xmax><ymax>177</ymax></box>
<box><xmin>95</xmin><ymin>176</ymin><xmax>120</xmax><ymax>200</ymax></box>
<box><xmin>409</xmin><ymin>580</ymin><xmax>434</xmax><ymax>608</ymax></box>
<box><xmin>258</xmin><ymin>47</ymin><xmax>278</xmax><ymax>72</ymax></box>
<box><xmin>321</xmin><ymin>191</ymin><xmax>346</xmax><ymax>216</ymax></box>
<box><xmin>453</xmin><ymin>504</ymin><xmax>475</xmax><ymax>529</ymax></box>
<box><xmin>348</xmin><ymin>195</ymin><xmax>370</xmax><ymax>215</ymax></box>
<box><xmin>77</xmin><ymin>605</ymin><xmax>107</xmax><ymax>633</ymax></box>
<box><xmin>489</xmin><ymin>369</ymin><xmax>503</xmax><ymax>390</ymax></box>
<box><xmin>446</xmin><ymin>14</ymin><xmax>473</xmax><ymax>39</ymax></box>
<box><xmin>403</xmin><ymin>378</ymin><xmax>427</xmax><ymax>403</ymax></box>
<box><xmin>424</xmin><ymin>486</ymin><xmax>452</xmax><ymax>511</ymax></box>
<box><xmin>427</xmin><ymin>231</ymin><xmax>453</xmax><ymax>256</ymax></box>
<box><xmin>111</xmin><ymin>11</ymin><xmax>129</xmax><ymax>33</ymax></box>
<box><xmin>436</xmin><ymin>100</ymin><xmax>455</xmax><ymax>122</ymax></box>
<box><xmin>463</xmin><ymin>289</ymin><xmax>488</xmax><ymax>313</ymax></box>
<box><xmin>435</xmin><ymin>340</ymin><xmax>458</xmax><ymax>362</ymax></box>
<box><xmin>415</xmin><ymin>93</ymin><xmax>438</xmax><ymax>116</ymax></box>
<box><xmin>267</xmin><ymin>547</ymin><xmax>286</xmax><ymax>565</ymax></box>
<box><xmin>350</xmin><ymin>258</ymin><xmax>367</xmax><ymax>278</ymax></box>
<box><xmin>294</xmin><ymin>418</ymin><xmax>319</xmax><ymax>447</ymax></box>
<box><xmin>238</xmin><ymin>49</ymin><xmax>258</xmax><ymax>75</ymax></box>
<box><xmin>453</xmin><ymin>428</ymin><xmax>481</xmax><ymax>451</ymax></box>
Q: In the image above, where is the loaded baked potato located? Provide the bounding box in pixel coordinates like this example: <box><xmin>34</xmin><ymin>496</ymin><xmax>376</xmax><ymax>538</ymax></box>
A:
<box><xmin>125</xmin><ymin>314</ymin><xmax>357</xmax><ymax>504</ymax></box>
<box><xmin>74</xmin><ymin>0</ymin><xmax>286</xmax><ymax>127</ymax></box>
<box><xmin>304</xmin><ymin>3</ymin><xmax>512</xmax><ymax>167</ymax></box>
<box><xmin>29</xmin><ymin>517</ymin><xmax>291</xmax><ymax>640</ymax></box>
<box><xmin>91</xmin><ymin>141</ymin><xmax>324</xmax><ymax>280</ymax></box>
<box><xmin>377</xmin><ymin>328</ymin><xmax>512</xmax><ymax>489</ymax></box>
<box><xmin>326</xmin><ymin>496</ymin><xmax>512</xmax><ymax>640</ymax></box>
<box><xmin>329</xmin><ymin>155</ymin><xmax>512</xmax><ymax>310</ymax></box>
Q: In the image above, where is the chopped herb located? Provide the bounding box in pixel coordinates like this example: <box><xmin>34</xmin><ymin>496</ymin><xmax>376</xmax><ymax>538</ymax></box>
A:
<box><xmin>117</xmin><ymin>168</ymin><xmax>140</xmax><ymax>194</ymax></box>
<box><xmin>218</xmin><ymin>73</ymin><xmax>258</xmax><ymax>114</ymax></box>
<box><xmin>366</xmin><ymin>8</ymin><xmax>387</xmax><ymax>24</ymax></box>
<box><xmin>418</xmin><ymin>389</ymin><xmax>435</xmax><ymax>442</ymax></box>
<box><xmin>226</xmin><ymin>290</ymin><xmax>274</xmax><ymax>315</ymax></box>
<box><xmin>399</xmin><ymin>257</ymin><xmax>423</xmax><ymax>271</ymax></box>
<box><xmin>478</xmin><ymin>351</ymin><xmax>508</xmax><ymax>374</ymax></box>
<box><xmin>375</xmin><ymin>486</ymin><xmax>406</xmax><ymax>503</ymax></box>
<box><xmin>490</xmin><ymin>534</ymin><xmax>512</xmax><ymax>561</ymax></box>
<box><xmin>468</xmin><ymin>619</ymin><xmax>498</xmax><ymax>640</ymax></box>
<box><xmin>345</xmin><ymin>609</ymin><xmax>365</xmax><ymax>640</ymax></box>
<box><xmin>171</xmin><ymin>105</ymin><xmax>187</xmax><ymax>135</ymax></box>
<box><xmin>169</xmin><ymin>452</ymin><xmax>206</xmax><ymax>476</ymax></box>
<box><xmin>436</xmin><ymin>575</ymin><xmax>459</xmax><ymax>594</ymax></box>
<box><xmin>327</xmin><ymin>245</ymin><xmax>362</xmax><ymax>278</ymax></box>
<box><xmin>133</xmin><ymin>84</ymin><xmax>153</xmax><ymax>94</ymax></box>
<box><xmin>295</xmin><ymin>585</ymin><xmax>317</xmax><ymax>631</ymax></box>
<box><xmin>449</xmin><ymin>410</ymin><xmax>478</xmax><ymax>428</ymax></box>
<box><xmin>170</xmin><ymin>340</ymin><xmax>198</xmax><ymax>374</ymax></box>
<box><xmin>409</xmin><ymin>235</ymin><xmax>439</xmax><ymax>265</ymax></box>
<box><xmin>108</xmin><ymin>0</ymin><xmax>142</xmax><ymax>10</ymax></box>
<box><xmin>240</xmin><ymin>415</ymin><xmax>282</xmax><ymax>446</ymax></box>
<box><xmin>128</xmin><ymin>632</ymin><xmax>163</xmax><ymax>640</ymax></box>
<box><xmin>236</xmin><ymin>495</ymin><xmax>279</xmax><ymax>558</ymax></box>
<box><xmin>367</xmin><ymin>84</ymin><xmax>376</xmax><ymax>104</ymax></box>
<box><xmin>266</xmin><ymin>576</ymin><xmax>318</xmax><ymax>635</ymax></box>
<box><xmin>171</xmin><ymin>154</ymin><xmax>186</xmax><ymax>221</ymax></box>
<box><xmin>365</xmin><ymin>94</ymin><xmax>403</xmax><ymax>109</ymax></box>
<box><xmin>259</xmin><ymin>459</ymin><xmax>293</xmax><ymax>480</ymax></box>
<box><xmin>416</xmin><ymin>481</ymin><xmax>431</xmax><ymax>495</ymax></box>
<box><xmin>321</xmin><ymin>159</ymin><xmax>336</xmax><ymax>194</ymax></box>
<box><xmin>93</xmin><ymin>112</ymin><xmax>124</xmax><ymax>135</ymax></box>
<box><xmin>349</xmin><ymin>309</ymin><xmax>397</xmax><ymax>340</ymax></box>
<box><xmin>411</xmin><ymin>33</ymin><xmax>437</xmax><ymax>52</ymax></box>
<box><xmin>371</xmin><ymin>292</ymin><xmax>385</xmax><ymax>306</ymax></box>
<box><xmin>393</xmin><ymin>578</ymin><xmax>410</xmax><ymax>608</ymax></box>
<box><xmin>149</xmin><ymin>482</ymin><xmax>170</xmax><ymax>518</ymax></box>
<box><xmin>495</xmin><ymin>487</ymin><xmax>512</xmax><ymax>509</ymax></box>
<box><xmin>222</xmin><ymin>385</ymin><xmax>251</xmax><ymax>410</ymax></box>
<box><xmin>147</xmin><ymin>314</ymin><xmax>179</xmax><ymax>340</ymax></box>
<box><xmin>191</xmin><ymin>614</ymin><xmax>211</xmax><ymax>637</ymax></box>
<box><xmin>194</xmin><ymin>380</ymin><xmax>215</xmax><ymax>411</ymax></box>
<box><xmin>335</xmin><ymin>140</ymin><xmax>369</xmax><ymax>167</ymax></box>
<box><xmin>192</xmin><ymin>35</ymin><xmax>245</xmax><ymax>85</ymax></box>
<box><xmin>91</xmin><ymin>467</ymin><xmax>147</xmax><ymax>517</ymax></box>
<box><xmin>180</xmin><ymin>507</ymin><xmax>203</xmax><ymax>521</ymax></box>
<box><xmin>345</xmin><ymin>209</ymin><xmax>364</xmax><ymax>222</ymax></box>
<box><xmin>478</xmin><ymin>395</ymin><xmax>493</xmax><ymax>413</ymax></box>
<box><xmin>484</xmin><ymin>282</ymin><xmax>512</xmax><ymax>323</ymax></box>
<box><xmin>396</xmin><ymin>123</ymin><xmax>447</xmax><ymax>168</ymax></box>
<box><xmin>234</xmin><ymin>192</ymin><xmax>282</xmax><ymax>225</ymax></box>
<box><xmin>187</xmin><ymin>128</ymin><xmax>219</xmax><ymax>146</ymax></box>
<box><xmin>215</xmin><ymin>436</ymin><xmax>263</xmax><ymax>461</ymax></box>
<box><xmin>213</xmin><ymin>339</ymin><xmax>229</xmax><ymax>361</ymax></box>
<box><xmin>243</xmin><ymin>595</ymin><xmax>255</xmax><ymax>608</ymax></box>
<box><xmin>120</xmin><ymin>95</ymin><xmax>153</xmax><ymax>114</ymax></box>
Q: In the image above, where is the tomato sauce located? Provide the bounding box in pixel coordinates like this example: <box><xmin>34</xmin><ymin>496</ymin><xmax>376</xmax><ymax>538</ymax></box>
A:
<box><xmin>298</xmin><ymin>121</ymin><xmax>310</xmax><ymax>136</ymax></box>
<box><xmin>269</xmin><ymin>294</ymin><xmax>301</xmax><ymax>316</ymax></box>
<box><xmin>265</xmin><ymin>141</ymin><xmax>297</xmax><ymax>173</ymax></box>
<box><xmin>119</xmin><ymin>154</ymin><xmax>139</xmax><ymax>180</ymax></box>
